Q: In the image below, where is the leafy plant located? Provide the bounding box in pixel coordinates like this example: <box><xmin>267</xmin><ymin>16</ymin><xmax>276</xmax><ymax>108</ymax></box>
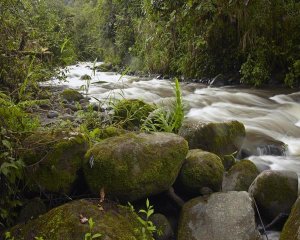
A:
<box><xmin>141</xmin><ymin>78</ymin><xmax>184</xmax><ymax>133</ymax></box>
<box><xmin>84</xmin><ymin>218</ymin><xmax>102</xmax><ymax>240</ymax></box>
<box><xmin>128</xmin><ymin>199</ymin><xmax>158</xmax><ymax>240</ymax></box>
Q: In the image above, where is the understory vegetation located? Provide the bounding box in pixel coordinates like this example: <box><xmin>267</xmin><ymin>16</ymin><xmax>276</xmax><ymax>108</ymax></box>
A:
<box><xmin>0</xmin><ymin>0</ymin><xmax>299</xmax><ymax>238</ymax></box>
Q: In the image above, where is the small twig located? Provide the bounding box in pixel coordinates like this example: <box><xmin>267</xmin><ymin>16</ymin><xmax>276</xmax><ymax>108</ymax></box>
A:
<box><xmin>253</xmin><ymin>198</ymin><xmax>269</xmax><ymax>240</ymax></box>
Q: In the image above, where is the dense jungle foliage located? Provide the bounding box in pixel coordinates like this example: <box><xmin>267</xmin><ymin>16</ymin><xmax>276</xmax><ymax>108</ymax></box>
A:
<box><xmin>0</xmin><ymin>0</ymin><xmax>299</xmax><ymax>91</ymax></box>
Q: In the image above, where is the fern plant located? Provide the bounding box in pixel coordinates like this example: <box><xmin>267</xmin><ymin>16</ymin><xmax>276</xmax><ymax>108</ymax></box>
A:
<box><xmin>141</xmin><ymin>78</ymin><xmax>184</xmax><ymax>133</ymax></box>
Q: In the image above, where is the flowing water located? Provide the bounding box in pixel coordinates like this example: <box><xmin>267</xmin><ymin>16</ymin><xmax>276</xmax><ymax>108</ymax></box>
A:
<box><xmin>47</xmin><ymin>62</ymin><xmax>300</xmax><ymax>239</ymax></box>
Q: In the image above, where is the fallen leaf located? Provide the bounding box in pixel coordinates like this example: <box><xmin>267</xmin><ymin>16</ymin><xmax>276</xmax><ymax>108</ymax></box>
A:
<box><xmin>79</xmin><ymin>214</ymin><xmax>88</xmax><ymax>224</ymax></box>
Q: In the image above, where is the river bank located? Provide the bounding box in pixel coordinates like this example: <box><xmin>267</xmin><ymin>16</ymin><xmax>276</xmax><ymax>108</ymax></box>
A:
<box><xmin>1</xmin><ymin>62</ymin><xmax>300</xmax><ymax>239</ymax></box>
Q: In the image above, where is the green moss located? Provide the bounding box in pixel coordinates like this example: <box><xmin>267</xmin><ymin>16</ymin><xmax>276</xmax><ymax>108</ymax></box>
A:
<box><xmin>177</xmin><ymin>197</ymin><xmax>205</xmax><ymax>240</ymax></box>
<box><xmin>22</xmin><ymin>131</ymin><xmax>89</xmax><ymax>193</ymax></box>
<box><xmin>221</xmin><ymin>155</ymin><xmax>236</xmax><ymax>171</ymax></box>
<box><xmin>250</xmin><ymin>171</ymin><xmax>298</xmax><ymax>220</ymax></box>
<box><xmin>179</xmin><ymin>121</ymin><xmax>246</xmax><ymax>156</ymax></box>
<box><xmin>61</xmin><ymin>89</ymin><xmax>84</xmax><ymax>102</ymax></box>
<box><xmin>113</xmin><ymin>99</ymin><xmax>155</xmax><ymax>130</ymax></box>
<box><xmin>83</xmin><ymin>132</ymin><xmax>188</xmax><ymax>201</ymax></box>
<box><xmin>9</xmin><ymin>200</ymin><xmax>153</xmax><ymax>240</ymax></box>
<box><xmin>280</xmin><ymin>198</ymin><xmax>300</xmax><ymax>240</ymax></box>
<box><xmin>179</xmin><ymin>149</ymin><xmax>224</xmax><ymax>193</ymax></box>
<box><xmin>80</xmin><ymin>74</ymin><xmax>91</xmax><ymax>80</ymax></box>
<box><xmin>226</xmin><ymin>160</ymin><xmax>259</xmax><ymax>191</ymax></box>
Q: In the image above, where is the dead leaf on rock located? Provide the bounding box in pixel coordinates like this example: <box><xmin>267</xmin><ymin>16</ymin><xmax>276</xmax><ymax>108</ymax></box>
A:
<box><xmin>79</xmin><ymin>214</ymin><xmax>88</xmax><ymax>224</ymax></box>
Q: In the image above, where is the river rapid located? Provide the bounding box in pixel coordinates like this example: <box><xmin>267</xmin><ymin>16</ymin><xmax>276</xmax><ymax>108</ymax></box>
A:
<box><xmin>49</xmin><ymin>62</ymin><xmax>300</xmax><ymax>174</ymax></box>
<box><xmin>47</xmin><ymin>62</ymin><xmax>300</xmax><ymax>239</ymax></box>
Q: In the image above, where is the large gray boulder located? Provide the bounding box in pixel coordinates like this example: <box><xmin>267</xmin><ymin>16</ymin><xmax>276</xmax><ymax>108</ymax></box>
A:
<box><xmin>178</xmin><ymin>149</ymin><xmax>224</xmax><ymax>195</ymax></box>
<box><xmin>8</xmin><ymin>200</ymin><xmax>153</xmax><ymax>240</ymax></box>
<box><xmin>280</xmin><ymin>197</ymin><xmax>300</xmax><ymax>240</ymax></box>
<box><xmin>249</xmin><ymin>170</ymin><xmax>298</xmax><ymax>220</ymax></box>
<box><xmin>83</xmin><ymin>132</ymin><xmax>188</xmax><ymax>201</ymax></box>
<box><xmin>222</xmin><ymin>160</ymin><xmax>259</xmax><ymax>192</ymax></box>
<box><xmin>178</xmin><ymin>120</ymin><xmax>246</xmax><ymax>156</ymax></box>
<box><xmin>177</xmin><ymin>191</ymin><xmax>261</xmax><ymax>240</ymax></box>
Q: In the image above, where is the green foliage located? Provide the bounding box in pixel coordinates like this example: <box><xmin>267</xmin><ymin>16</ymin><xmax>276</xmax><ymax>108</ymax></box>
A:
<box><xmin>285</xmin><ymin>60</ymin><xmax>300</xmax><ymax>88</ymax></box>
<box><xmin>128</xmin><ymin>199</ymin><xmax>158</xmax><ymax>240</ymax></box>
<box><xmin>141</xmin><ymin>78</ymin><xmax>184</xmax><ymax>133</ymax></box>
<box><xmin>0</xmin><ymin>93</ymin><xmax>40</xmax><ymax>227</ymax></box>
<box><xmin>84</xmin><ymin>218</ymin><xmax>102</xmax><ymax>240</ymax></box>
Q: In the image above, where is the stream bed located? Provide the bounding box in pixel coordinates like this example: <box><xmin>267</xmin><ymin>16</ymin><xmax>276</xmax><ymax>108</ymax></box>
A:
<box><xmin>46</xmin><ymin>62</ymin><xmax>300</xmax><ymax>240</ymax></box>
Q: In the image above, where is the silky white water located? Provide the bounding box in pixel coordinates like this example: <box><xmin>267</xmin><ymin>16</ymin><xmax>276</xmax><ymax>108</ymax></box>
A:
<box><xmin>46</xmin><ymin>62</ymin><xmax>300</xmax><ymax>176</ymax></box>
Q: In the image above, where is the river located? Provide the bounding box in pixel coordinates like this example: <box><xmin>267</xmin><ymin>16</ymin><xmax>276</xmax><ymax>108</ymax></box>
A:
<box><xmin>47</xmin><ymin>62</ymin><xmax>300</xmax><ymax>239</ymax></box>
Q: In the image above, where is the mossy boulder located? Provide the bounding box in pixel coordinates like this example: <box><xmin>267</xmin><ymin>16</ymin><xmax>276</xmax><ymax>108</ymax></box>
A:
<box><xmin>17</xmin><ymin>198</ymin><xmax>46</xmax><ymax>223</ymax></box>
<box><xmin>178</xmin><ymin>120</ymin><xmax>246</xmax><ymax>156</ymax></box>
<box><xmin>21</xmin><ymin>131</ymin><xmax>89</xmax><ymax>193</ymax></box>
<box><xmin>83</xmin><ymin>132</ymin><xmax>188</xmax><ymax>201</ymax></box>
<box><xmin>178</xmin><ymin>149</ymin><xmax>224</xmax><ymax>195</ymax></box>
<box><xmin>249</xmin><ymin>170</ymin><xmax>298</xmax><ymax>220</ymax></box>
<box><xmin>80</xmin><ymin>74</ymin><xmax>91</xmax><ymax>80</ymax></box>
<box><xmin>177</xmin><ymin>191</ymin><xmax>261</xmax><ymax>240</ymax></box>
<box><xmin>222</xmin><ymin>160</ymin><xmax>259</xmax><ymax>192</ymax></box>
<box><xmin>90</xmin><ymin>126</ymin><xmax>127</xmax><ymax>140</ymax></box>
<box><xmin>96</xmin><ymin>62</ymin><xmax>113</xmax><ymax>71</ymax></box>
<box><xmin>150</xmin><ymin>213</ymin><xmax>174</xmax><ymax>240</ymax></box>
<box><xmin>113</xmin><ymin>99</ymin><xmax>155</xmax><ymax>130</ymax></box>
<box><xmin>61</xmin><ymin>89</ymin><xmax>84</xmax><ymax>102</ymax></box>
<box><xmin>8</xmin><ymin>200</ymin><xmax>153</xmax><ymax>240</ymax></box>
<box><xmin>221</xmin><ymin>154</ymin><xmax>236</xmax><ymax>171</ymax></box>
<box><xmin>280</xmin><ymin>197</ymin><xmax>300</xmax><ymax>240</ymax></box>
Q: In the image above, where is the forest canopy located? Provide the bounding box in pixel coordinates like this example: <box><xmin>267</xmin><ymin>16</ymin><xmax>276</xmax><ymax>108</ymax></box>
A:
<box><xmin>0</xmin><ymin>0</ymin><xmax>299</xmax><ymax>89</ymax></box>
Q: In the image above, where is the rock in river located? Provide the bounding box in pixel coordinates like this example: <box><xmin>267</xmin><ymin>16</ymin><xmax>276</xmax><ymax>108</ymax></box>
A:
<box><xmin>83</xmin><ymin>132</ymin><xmax>188</xmax><ymax>201</ymax></box>
<box><xmin>179</xmin><ymin>120</ymin><xmax>246</xmax><ymax>156</ymax></box>
<box><xmin>177</xmin><ymin>191</ymin><xmax>261</xmax><ymax>240</ymax></box>
<box><xmin>178</xmin><ymin>149</ymin><xmax>224</xmax><ymax>195</ymax></box>
<box><xmin>249</xmin><ymin>170</ymin><xmax>298</xmax><ymax>220</ymax></box>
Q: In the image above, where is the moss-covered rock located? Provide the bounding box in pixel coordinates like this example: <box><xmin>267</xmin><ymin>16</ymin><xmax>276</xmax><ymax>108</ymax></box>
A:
<box><xmin>21</xmin><ymin>131</ymin><xmax>89</xmax><ymax>193</ymax></box>
<box><xmin>249</xmin><ymin>170</ymin><xmax>298</xmax><ymax>220</ymax></box>
<box><xmin>90</xmin><ymin>126</ymin><xmax>127</xmax><ymax>140</ymax></box>
<box><xmin>178</xmin><ymin>149</ymin><xmax>224</xmax><ymax>195</ymax></box>
<box><xmin>96</xmin><ymin>62</ymin><xmax>113</xmax><ymax>72</ymax></box>
<box><xmin>80</xmin><ymin>74</ymin><xmax>91</xmax><ymax>80</ymax></box>
<box><xmin>83</xmin><ymin>132</ymin><xmax>188</xmax><ymax>201</ymax></box>
<box><xmin>221</xmin><ymin>154</ymin><xmax>236</xmax><ymax>171</ymax></box>
<box><xmin>113</xmin><ymin>99</ymin><xmax>155</xmax><ymax>130</ymax></box>
<box><xmin>177</xmin><ymin>192</ymin><xmax>261</xmax><ymax>240</ymax></box>
<box><xmin>61</xmin><ymin>89</ymin><xmax>84</xmax><ymax>102</ymax></box>
<box><xmin>280</xmin><ymin>197</ymin><xmax>300</xmax><ymax>240</ymax></box>
<box><xmin>178</xmin><ymin>120</ymin><xmax>246</xmax><ymax>156</ymax></box>
<box><xmin>150</xmin><ymin>213</ymin><xmax>174</xmax><ymax>240</ymax></box>
<box><xmin>17</xmin><ymin>198</ymin><xmax>46</xmax><ymax>223</ymax></box>
<box><xmin>222</xmin><ymin>160</ymin><xmax>259</xmax><ymax>192</ymax></box>
<box><xmin>8</xmin><ymin>200</ymin><xmax>153</xmax><ymax>240</ymax></box>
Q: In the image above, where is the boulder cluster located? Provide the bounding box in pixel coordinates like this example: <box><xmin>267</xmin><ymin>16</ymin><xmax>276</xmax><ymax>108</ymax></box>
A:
<box><xmin>5</xmin><ymin>90</ymin><xmax>300</xmax><ymax>240</ymax></box>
